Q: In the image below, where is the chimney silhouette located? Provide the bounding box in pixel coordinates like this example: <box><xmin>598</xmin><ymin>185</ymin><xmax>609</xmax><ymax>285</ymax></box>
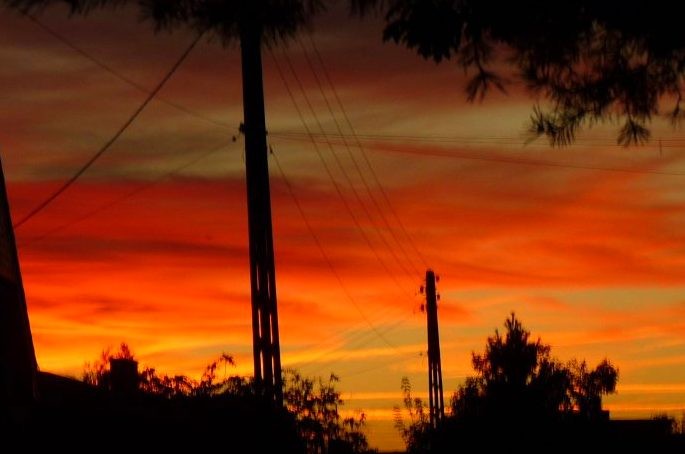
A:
<box><xmin>109</xmin><ymin>357</ymin><xmax>139</xmax><ymax>396</ymax></box>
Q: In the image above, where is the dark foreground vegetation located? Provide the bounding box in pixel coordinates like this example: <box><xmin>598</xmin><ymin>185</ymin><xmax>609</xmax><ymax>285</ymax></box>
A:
<box><xmin>3</xmin><ymin>347</ymin><xmax>375</xmax><ymax>453</ymax></box>
<box><xmin>395</xmin><ymin>314</ymin><xmax>685</xmax><ymax>453</ymax></box>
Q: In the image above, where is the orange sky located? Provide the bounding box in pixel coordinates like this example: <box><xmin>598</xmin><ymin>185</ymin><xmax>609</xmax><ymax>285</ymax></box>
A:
<box><xmin>2</xmin><ymin>5</ymin><xmax>685</xmax><ymax>451</ymax></box>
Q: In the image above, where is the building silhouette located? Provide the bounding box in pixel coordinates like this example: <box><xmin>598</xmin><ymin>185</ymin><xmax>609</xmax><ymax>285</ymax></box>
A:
<box><xmin>0</xmin><ymin>156</ymin><xmax>37</xmax><ymax>419</ymax></box>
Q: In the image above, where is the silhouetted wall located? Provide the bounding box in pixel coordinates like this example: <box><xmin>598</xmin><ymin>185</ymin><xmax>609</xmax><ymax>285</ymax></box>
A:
<box><xmin>109</xmin><ymin>358</ymin><xmax>138</xmax><ymax>396</ymax></box>
<box><xmin>0</xmin><ymin>158</ymin><xmax>37</xmax><ymax>417</ymax></box>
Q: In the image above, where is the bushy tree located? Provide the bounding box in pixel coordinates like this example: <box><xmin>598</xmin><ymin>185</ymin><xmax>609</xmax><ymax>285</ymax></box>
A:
<box><xmin>462</xmin><ymin>313</ymin><xmax>575</xmax><ymax>420</ymax></box>
<box><xmin>82</xmin><ymin>343</ymin><xmax>246</xmax><ymax>398</ymax></box>
<box><xmin>284</xmin><ymin>369</ymin><xmax>375</xmax><ymax>454</ymax></box>
<box><xmin>569</xmin><ymin>358</ymin><xmax>618</xmax><ymax>420</ymax></box>
<box><xmin>396</xmin><ymin>314</ymin><xmax>620</xmax><ymax>453</ymax></box>
<box><xmin>452</xmin><ymin>313</ymin><xmax>617</xmax><ymax>422</ymax></box>
<box><xmin>393</xmin><ymin>376</ymin><xmax>431</xmax><ymax>454</ymax></box>
<box><xmin>82</xmin><ymin>347</ymin><xmax>373</xmax><ymax>453</ymax></box>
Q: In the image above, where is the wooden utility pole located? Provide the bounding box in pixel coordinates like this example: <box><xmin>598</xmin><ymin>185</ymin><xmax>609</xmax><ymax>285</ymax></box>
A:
<box><xmin>424</xmin><ymin>269</ymin><xmax>444</xmax><ymax>427</ymax></box>
<box><xmin>0</xmin><ymin>155</ymin><xmax>37</xmax><ymax>415</ymax></box>
<box><xmin>239</xmin><ymin>19</ymin><xmax>282</xmax><ymax>405</ymax></box>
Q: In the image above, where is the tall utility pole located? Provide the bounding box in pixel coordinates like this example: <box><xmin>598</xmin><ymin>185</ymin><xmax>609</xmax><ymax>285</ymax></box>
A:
<box><xmin>239</xmin><ymin>19</ymin><xmax>282</xmax><ymax>405</ymax></box>
<box><xmin>424</xmin><ymin>269</ymin><xmax>444</xmax><ymax>427</ymax></box>
<box><xmin>0</xmin><ymin>156</ymin><xmax>37</xmax><ymax>415</ymax></box>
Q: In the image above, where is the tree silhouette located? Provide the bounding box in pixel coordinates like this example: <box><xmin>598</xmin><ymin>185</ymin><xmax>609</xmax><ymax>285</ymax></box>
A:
<box><xmin>464</xmin><ymin>313</ymin><xmax>575</xmax><ymax>419</ymax></box>
<box><xmin>354</xmin><ymin>0</ymin><xmax>685</xmax><ymax>146</ymax></box>
<box><xmin>82</xmin><ymin>343</ymin><xmax>244</xmax><ymax>397</ymax></box>
<box><xmin>569</xmin><ymin>358</ymin><xmax>618</xmax><ymax>420</ymax></box>
<box><xmin>393</xmin><ymin>376</ymin><xmax>431</xmax><ymax>454</ymax></box>
<box><xmin>78</xmin><ymin>347</ymin><xmax>374</xmax><ymax>453</ymax></box>
<box><xmin>396</xmin><ymin>314</ymin><xmax>621</xmax><ymax>453</ymax></box>
<box><xmin>452</xmin><ymin>313</ymin><xmax>617</xmax><ymax>422</ymax></box>
<box><xmin>284</xmin><ymin>369</ymin><xmax>374</xmax><ymax>454</ymax></box>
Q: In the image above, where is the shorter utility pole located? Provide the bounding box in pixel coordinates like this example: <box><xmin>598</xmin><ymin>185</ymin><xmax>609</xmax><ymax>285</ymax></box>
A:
<box><xmin>424</xmin><ymin>269</ymin><xmax>444</xmax><ymax>427</ymax></box>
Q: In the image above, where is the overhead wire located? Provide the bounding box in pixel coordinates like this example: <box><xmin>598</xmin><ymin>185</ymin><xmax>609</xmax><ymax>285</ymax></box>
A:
<box><xmin>271</xmin><ymin>132</ymin><xmax>685</xmax><ymax>177</ymax></box>
<box><xmin>279</xmin><ymin>50</ymin><xmax>419</xmax><ymax>284</ymax></box>
<box><xmin>268</xmin><ymin>53</ymin><xmax>427</xmax><ymax>369</ymax></box>
<box><xmin>13</xmin><ymin>32</ymin><xmax>205</xmax><ymax>230</ymax></box>
<box><xmin>270</xmin><ymin>146</ymin><xmax>408</xmax><ymax>358</ymax></box>
<box><xmin>268</xmin><ymin>49</ymin><xmax>415</xmax><ymax>300</ymax></box>
<box><xmin>18</xmin><ymin>140</ymin><xmax>232</xmax><ymax>248</ymax></box>
<box><xmin>296</xmin><ymin>37</ymin><xmax>424</xmax><ymax>277</ymax></box>
<box><xmin>26</xmin><ymin>14</ymin><xmax>232</xmax><ymax>131</ymax></box>
<box><xmin>360</xmin><ymin>144</ymin><xmax>685</xmax><ymax>177</ymax></box>
<box><xmin>291</xmin><ymin>319</ymin><xmax>414</xmax><ymax>376</ymax></box>
<box><xmin>304</xmin><ymin>34</ymin><xmax>431</xmax><ymax>269</ymax></box>
<box><xmin>270</xmin><ymin>129</ymin><xmax>685</xmax><ymax>147</ymax></box>
<box><xmin>336</xmin><ymin>346</ymin><xmax>424</xmax><ymax>379</ymax></box>
<box><xmin>268</xmin><ymin>53</ymin><xmax>425</xmax><ymax>376</ymax></box>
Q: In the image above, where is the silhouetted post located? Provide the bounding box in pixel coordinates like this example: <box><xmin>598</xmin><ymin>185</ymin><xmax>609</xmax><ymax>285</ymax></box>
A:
<box><xmin>425</xmin><ymin>269</ymin><xmax>444</xmax><ymax>427</ymax></box>
<box><xmin>0</xmin><ymin>155</ymin><xmax>38</xmax><ymax>417</ymax></box>
<box><xmin>240</xmin><ymin>17</ymin><xmax>282</xmax><ymax>406</ymax></box>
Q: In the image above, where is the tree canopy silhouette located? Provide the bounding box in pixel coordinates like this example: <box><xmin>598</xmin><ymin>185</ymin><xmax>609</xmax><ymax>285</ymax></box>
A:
<box><xmin>284</xmin><ymin>369</ymin><xmax>374</xmax><ymax>454</ymax></box>
<box><xmin>354</xmin><ymin>0</ymin><xmax>685</xmax><ymax>146</ymax></box>
<box><xmin>393</xmin><ymin>377</ymin><xmax>431</xmax><ymax>454</ymax></box>
<box><xmin>78</xmin><ymin>344</ymin><xmax>375</xmax><ymax>453</ymax></box>
<box><xmin>395</xmin><ymin>314</ymin><xmax>620</xmax><ymax>454</ymax></box>
<box><xmin>453</xmin><ymin>313</ymin><xmax>617</xmax><ymax>421</ymax></box>
<box><xmin>4</xmin><ymin>0</ymin><xmax>325</xmax><ymax>43</ymax></box>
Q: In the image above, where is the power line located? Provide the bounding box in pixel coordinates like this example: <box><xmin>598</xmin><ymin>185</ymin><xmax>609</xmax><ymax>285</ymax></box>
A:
<box><xmin>270</xmin><ymin>129</ymin><xmax>685</xmax><ymax>147</ymax></box>
<box><xmin>271</xmin><ymin>133</ymin><xmax>685</xmax><ymax>177</ymax></box>
<box><xmin>270</xmin><ymin>145</ymin><xmax>404</xmax><ymax>356</ymax></box>
<box><xmin>269</xmin><ymin>53</ymin><xmax>425</xmax><ymax>372</ymax></box>
<box><xmin>306</xmin><ymin>34</ymin><xmax>435</xmax><ymax>267</ymax></box>
<box><xmin>26</xmin><ymin>14</ymin><xmax>232</xmax><ymax>131</ymax></box>
<box><xmin>268</xmin><ymin>49</ymin><xmax>415</xmax><ymax>299</ymax></box>
<box><xmin>361</xmin><ymin>144</ymin><xmax>685</xmax><ymax>177</ymax></box>
<box><xmin>13</xmin><ymin>32</ymin><xmax>204</xmax><ymax>230</ymax></box>
<box><xmin>19</xmin><ymin>141</ymin><xmax>231</xmax><ymax>248</ymax></box>
<box><xmin>280</xmin><ymin>50</ymin><xmax>418</xmax><ymax>283</ymax></box>
<box><xmin>294</xmin><ymin>318</ymin><xmax>418</xmax><ymax>377</ymax></box>
<box><xmin>273</xmin><ymin>151</ymin><xmax>418</xmax><ymax>371</ymax></box>
<box><xmin>335</xmin><ymin>347</ymin><xmax>423</xmax><ymax>379</ymax></box>
<box><xmin>296</xmin><ymin>37</ymin><xmax>424</xmax><ymax>276</ymax></box>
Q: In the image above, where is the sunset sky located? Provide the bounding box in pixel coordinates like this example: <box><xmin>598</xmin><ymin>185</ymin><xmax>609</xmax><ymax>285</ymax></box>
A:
<box><xmin>3</xmin><ymin>4</ymin><xmax>685</xmax><ymax>450</ymax></box>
